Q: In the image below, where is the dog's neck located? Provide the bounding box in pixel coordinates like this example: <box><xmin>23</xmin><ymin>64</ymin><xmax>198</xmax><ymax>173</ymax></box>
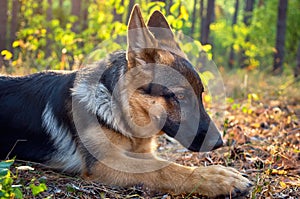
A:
<box><xmin>71</xmin><ymin>51</ymin><xmax>136</xmax><ymax>138</ymax></box>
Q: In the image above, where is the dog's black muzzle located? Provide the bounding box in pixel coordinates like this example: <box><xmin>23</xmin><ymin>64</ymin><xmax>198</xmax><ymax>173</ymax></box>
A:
<box><xmin>162</xmin><ymin>107</ymin><xmax>223</xmax><ymax>152</ymax></box>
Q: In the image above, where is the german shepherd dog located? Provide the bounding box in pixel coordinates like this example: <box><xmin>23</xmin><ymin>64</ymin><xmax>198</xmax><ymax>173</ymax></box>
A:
<box><xmin>0</xmin><ymin>5</ymin><xmax>251</xmax><ymax>197</ymax></box>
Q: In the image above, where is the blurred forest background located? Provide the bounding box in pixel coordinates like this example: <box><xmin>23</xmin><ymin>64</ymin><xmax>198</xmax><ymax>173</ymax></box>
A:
<box><xmin>0</xmin><ymin>0</ymin><xmax>300</xmax><ymax>77</ymax></box>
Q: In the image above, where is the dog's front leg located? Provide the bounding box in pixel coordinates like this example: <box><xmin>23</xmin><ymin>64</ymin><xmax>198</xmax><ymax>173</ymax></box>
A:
<box><xmin>85</xmin><ymin>154</ymin><xmax>252</xmax><ymax>197</ymax></box>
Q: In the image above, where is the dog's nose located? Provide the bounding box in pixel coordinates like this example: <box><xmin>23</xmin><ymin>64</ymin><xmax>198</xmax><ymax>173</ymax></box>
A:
<box><xmin>212</xmin><ymin>136</ymin><xmax>224</xmax><ymax>150</ymax></box>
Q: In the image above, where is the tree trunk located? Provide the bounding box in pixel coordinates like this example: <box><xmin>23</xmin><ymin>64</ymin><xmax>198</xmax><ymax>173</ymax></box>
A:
<box><xmin>0</xmin><ymin>0</ymin><xmax>8</xmax><ymax>68</ymax></box>
<box><xmin>177</xmin><ymin>1</ymin><xmax>182</xmax><ymax>18</ymax></box>
<box><xmin>0</xmin><ymin>0</ymin><xmax>8</xmax><ymax>52</ymax></box>
<box><xmin>232</xmin><ymin>0</ymin><xmax>239</xmax><ymax>29</ymax></box>
<box><xmin>126</xmin><ymin>0</ymin><xmax>135</xmax><ymax>24</ymax></box>
<box><xmin>81</xmin><ymin>0</ymin><xmax>89</xmax><ymax>30</ymax></box>
<box><xmin>113</xmin><ymin>0</ymin><xmax>124</xmax><ymax>22</ymax></box>
<box><xmin>258</xmin><ymin>0</ymin><xmax>264</xmax><ymax>7</ymax></box>
<box><xmin>206</xmin><ymin>0</ymin><xmax>215</xmax><ymax>25</ymax></box>
<box><xmin>190</xmin><ymin>0</ymin><xmax>197</xmax><ymax>38</ymax></box>
<box><xmin>243</xmin><ymin>0</ymin><xmax>255</xmax><ymax>26</ymax></box>
<box><xmin>59</xmin><ymin>0</ymin><xmax>63</xmax><ymax>7</ymax></box>
<box><xmin>71</xmin><ymin>0</ymin><xmax>82</xmax><ymax>33</ymax></box>
<box><xmin>273</xmin><ymin>0</ymin><xmax>287</xmax><ymax>75</ymax></box>
<box><xmin>228</xmin><ymin>0</ymin><xmax>239</xmax><ymax>69</ymax></box>
<box><xmin>46</xmin><ymin>0</ymin><xmax>53</xmax><ymax>30</ymax></box>
<box><xmin>9</xmin><ymin>0</ymin><xmax>21</xmax><ymax>52</ymax></box>
<box><xmin>166</xmin><ymin>0</ymin><xmax>173</xmax><ymax>16</ymax></box>
<box><xmin>199</xmin><ymin>0</ymin><xmax>205</xmax><ymax>42</ymax></box>
<box><xmin>200</xmin><ymin>0</ymin><xmax>215</xmax><ymax>45</ymax></box>
<box><xmin>239</xmin><ymin>0</ymin><xmax>255</xmax><ymax>68</ymax></box>
<box><xmin>36</xmin><ymin>0</ymin><xmax>44</xmax><ymax>14</ymax></box>
<box><xmin>295</xmin><ymin>42</ymin><xmax>300</xmax><ymax>78</ymax></box>
<box><xmin>46</xmin><ymin>0</ymin><xmax>53</xmax><ymax>58</ymax></box>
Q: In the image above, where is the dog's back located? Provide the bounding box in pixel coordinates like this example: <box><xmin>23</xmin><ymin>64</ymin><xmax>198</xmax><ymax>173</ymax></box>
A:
<box><xmin>0</xmin><ymin>72</ymin><xmax>77</xmax><ymax>163</ymax></box>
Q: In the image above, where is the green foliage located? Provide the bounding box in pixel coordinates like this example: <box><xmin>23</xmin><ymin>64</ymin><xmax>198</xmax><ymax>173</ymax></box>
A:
<box><xmin>1</xmin><ymin>0</ymin><xmax>299</xmax><ymax>74</ymax></box>
<box><xmin>0</xmin><ymin>160</ymin><xmax>47</xmax><ymax>199</ymax></box>
<box><xmin>0</xmin><ymin>160</ymin><xmax>23</xmax><ymax>199</ymax></box>
<box><xmin>210</xmin><ymin>0</ymin><xmax>299</xmax><ymax>71</ymax></box>
<box><xmin>286</xmin><ymin>0</ymin><xmax>300</xmax><ymax>67</ymax></box>
<box><xmin>210</xmin><ymin>0</ymin><xmax>278</xmax><ymax>69</ymax></box>
<box><xmin>29</xmin><ymin>181</ymin><xmax>47</xmax><ymax>196</ymax></box>
<box><xmin>3</xmin><ymin>0</ymin><xmax>191</xmax><ymax>73</ymax></box>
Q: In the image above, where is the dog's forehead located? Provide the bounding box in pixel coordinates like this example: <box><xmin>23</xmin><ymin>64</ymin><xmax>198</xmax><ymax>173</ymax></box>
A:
<box><xmin>170</xmin><ymin>56</ymin><xmax>203</xmax><ymax>96</ymax></box>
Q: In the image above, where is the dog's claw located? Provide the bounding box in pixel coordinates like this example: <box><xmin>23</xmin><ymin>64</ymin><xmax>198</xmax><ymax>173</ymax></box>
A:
<box><xmin>233</xmin><ymin>188</ymin><xmax>241</xmax><ymax>194</ymax></box>
<box><xmin>232</xmin><ymin>181</ymin><xmax>253</xmax><ymax>198</ymax></box>
<box><xmin>233</xmin><ymin>188</ymin><xmax>248</xmax><ymax>197</ymax></box>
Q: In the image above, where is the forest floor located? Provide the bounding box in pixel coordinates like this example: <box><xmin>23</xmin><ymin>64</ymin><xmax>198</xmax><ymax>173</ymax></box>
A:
<box><xmin>4</xmin><ymin>72</ymin><xmax>300</xmax><ymax>199</ymax></box>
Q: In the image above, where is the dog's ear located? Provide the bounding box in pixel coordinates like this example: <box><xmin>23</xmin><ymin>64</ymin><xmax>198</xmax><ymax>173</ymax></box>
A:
<box><xmin>127</xmin><ymin>4</ymin><xmax>147</xmax><ymax>30</ymax></box>
<box><xmin>147</xmin><ymin>11</ymin><xmax>174</xmax><ymax>41</ymax></box>
<box><xmin>126</xmin><ymin>4</ymin><xmax>158</xmax><ymax>68</ymax></box>
<box><xmin>147</xmin><ymin>10</ymin><xmax>181</xmax><ymax>52</ymax></box>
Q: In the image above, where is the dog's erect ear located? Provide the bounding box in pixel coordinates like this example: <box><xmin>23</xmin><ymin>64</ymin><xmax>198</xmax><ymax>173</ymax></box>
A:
<box><xmin>147</xmin><ymin>11</ymin><xmax>174</xmax><ymax>40</ymax></box>
<box><xmin>147</xmin><ymin>10</ymin><xmax>181</xmax><ymax>52</ymax></box>
<box><xmin>126</xmin><ymin>5</ymin><xmax>158</xmax><ymax>68</ymax></box>
<box><xmin>127</xmin><ymin>4</ymin><xmax>147</xmax><ymax>30</ymax></box>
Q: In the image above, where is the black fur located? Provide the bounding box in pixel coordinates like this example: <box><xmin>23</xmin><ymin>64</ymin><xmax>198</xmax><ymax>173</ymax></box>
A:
<box><xmin>100</xmin><ymin>51</ymin><xmax>128</xmax><ymax>94</ymax></box>
<box><xmin>0</xmin><ymin>72</ymin><xmax>76</xmax><ymax>162</ymax></box>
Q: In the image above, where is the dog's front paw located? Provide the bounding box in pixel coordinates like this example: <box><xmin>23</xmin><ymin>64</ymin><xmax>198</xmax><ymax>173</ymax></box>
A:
<box><xmin>191</xmin><ymin>165</ymin><xmax>252</xmax><ymax>197</ymax></box>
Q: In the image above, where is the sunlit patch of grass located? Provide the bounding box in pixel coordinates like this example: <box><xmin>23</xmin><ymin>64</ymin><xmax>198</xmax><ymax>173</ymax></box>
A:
<box><xmin>222</xmin><ymin>69</ymin><xmax>300</xmax><ymax>101</ymax></box>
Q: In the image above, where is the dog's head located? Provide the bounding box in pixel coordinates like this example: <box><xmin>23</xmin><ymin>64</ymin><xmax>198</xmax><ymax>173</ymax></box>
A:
<box><xmin>121</xmin><ymin>5</ymin><xmax>223</xmax><ymax>152</ymax></box>
<box><xmin>73</xmin><ymin>5</ymin><xmax>223</xmax><ymax>153</ymax></box>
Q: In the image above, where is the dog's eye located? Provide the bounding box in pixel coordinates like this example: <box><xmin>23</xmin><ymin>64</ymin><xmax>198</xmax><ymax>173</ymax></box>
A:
<box><xmin>176</xmin><ymin>93</ymin><xmax>185</xmax><ymax>100</ymax></box>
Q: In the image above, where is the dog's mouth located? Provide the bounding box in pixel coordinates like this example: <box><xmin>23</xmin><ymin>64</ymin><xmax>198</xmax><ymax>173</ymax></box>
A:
<box><xmin>188</xmin><ymin>135</ymin><xmax>224</xmax><ymax>152</ymax></box>
<box><xmin>162</xmin><ymin>118</ymin><xmax>224</xmax><ymax>152</ymax></box>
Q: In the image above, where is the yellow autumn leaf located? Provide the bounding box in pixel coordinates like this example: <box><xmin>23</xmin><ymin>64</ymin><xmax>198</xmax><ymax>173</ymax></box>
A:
<box><xmin>204</xmin><ymin>94</ymin><xmax>212</xmax><ymax>104</ymax></box>
<box><xmin>202</xmin><ymin>44</ymin><xmax>212</xmax><ymax>52</ymax></box>
<box><xmin>265</xmin><ymin>169</ymin><xmax>271</xmax><ymax>175</ymax></box>
<box><xmin>251</xmin><ymin>93</ymin><xmax>260</xmax><ymax>101</ymax></box>
<box><xmin>1</xmin><ymin>50</ymin><xmax>13</xmax><ymax>60</ymax></box>
<box><xmin>207</xmin><ymin>53</ymin><xmax>213</xmax><ymax>60</ymax></box>
<box><xmin>233</xmin><ymin>44</ymin><xmax>240</xmax><ymax>51</ymax></box>
<box><xmin>278</xmin><ymin>170</ymin><xmax>287</xmax><ymax>175</ymax></box>
<box><xmin>250</xmin><ymin>123</ymin><xmax>261</xmax><ymax>128</ymax></box>
<box><xmin>280</xmin><ymin>181</ymin><xmax>287</xmax><ymax>189</ymax></box>
<box><xmin>247</xmin><ymin>109</ymin><xmax>253</xmax><ymax>114</ymax></box>
<box><xmin>166</xmin><ymin>15</ymin><xmax>175</xmax><ymax>24</ymax></box>
<box><xmin>271</xmin><ymin>169</ymin><xmax>287</xmax><ymax>175</ymax></box>
<box><xmin>12</xmin><ymin>41</ymin><xmax>20</xmax><ymax>48</ymax></box>
<box><xmin>41</xmin><ymin>28</ymin><xmax>47</xmax><ymax>35</ymax></box>
<box><xmin>202</xmin><ymin>71</ymin><xmax>215</xmax><ymax>81</ymax></box>
<box><xmin>293</xmin><ymin>149</ymin><xmax>300</xmax><ymax>153</ymax></box>
<box><xmin>199</xmin><ymin>73</ymin><xmax>208</xmax><ymax>86</ymax></box>
<box><xmin>12</xmin><ymin>60</ymin><xmax>18</xmax><ymax>66</ymax></box>
<box><xmin>179</xmin><ymin>6</ymin><xmax>189</xmax><ymax>21</ymax></box>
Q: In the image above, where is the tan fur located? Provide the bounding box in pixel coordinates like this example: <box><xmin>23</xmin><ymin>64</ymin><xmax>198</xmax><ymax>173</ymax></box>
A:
<box><xmin>78</xmin><ymin>101</ymin><xmax>250</xmax><ymax>197</ymax></box>
<box><xmin>87</xmin><ymin>164</ymin><xmax>250</xmax><ymax>197</ymax></box>
<box><xmin>129</xmin><ymin>90</ymin><xmax>167</xmax><ymax>126</ymax></box>
<box><xmin>81</xmin><ymin>123</ymin><xmax>250</xmax><ymax>197</ymax></box>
